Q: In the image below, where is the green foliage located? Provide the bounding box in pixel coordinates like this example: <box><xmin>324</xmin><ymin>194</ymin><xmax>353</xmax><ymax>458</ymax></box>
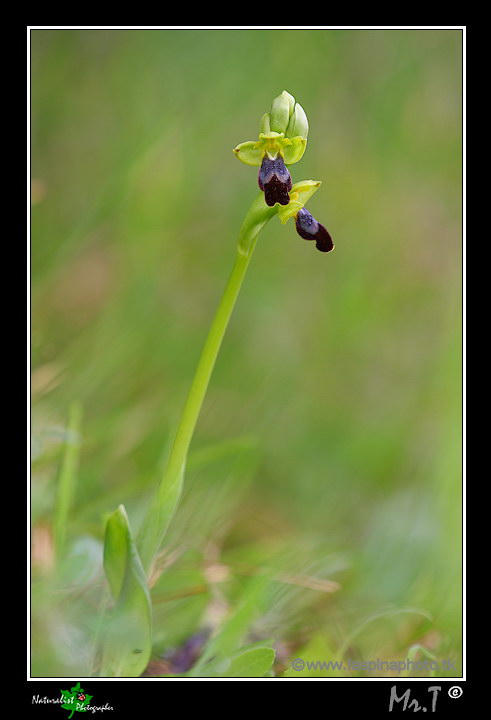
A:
<box><xmin>53</xmin><ymin>402</ymin><xmax>82</xmax><ymax>562</ymax></box>
<box><xmin>222</xmin><ymin>645</ymin><xmax>276</xmax><ymax>677</ymax></box>
<box><xmin>187</xmin><ymin>576</ymin><xmax>269</xmax><ymax>676</ymax></box>
<box><xmin>100</xmin><ymin>505</ymin><xmax>152</xmax><ymax>677</ymax></box>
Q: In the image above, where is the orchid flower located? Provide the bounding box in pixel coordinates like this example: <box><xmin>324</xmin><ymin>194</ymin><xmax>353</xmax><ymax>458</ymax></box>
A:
<box><xmin>233</xmin><ymin>91</ymin><xmax>334</xmax><ymax>253</ymax></box>
<box><xmin>234</xmin><ymin>91</ymin><xmax>308</xmax><ymax>206</ymax></box>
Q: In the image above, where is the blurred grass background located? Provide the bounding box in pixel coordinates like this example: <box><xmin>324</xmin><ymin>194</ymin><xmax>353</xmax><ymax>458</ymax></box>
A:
<box><xmin>31</xmin><ymin>28</ymin><xmax>462</xmax><ymax>677</ymax></box>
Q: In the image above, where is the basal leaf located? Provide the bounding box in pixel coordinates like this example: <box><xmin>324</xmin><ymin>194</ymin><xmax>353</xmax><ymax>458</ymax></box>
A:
<box><xmin>222</xmin><ymin>646</ymin><xmax>275</xmax><ymax>677</ymax></box>
<box><xmin>100</xmin><ymin>505</ymin><xmax>152</xmax><ymax>677</ymax></box>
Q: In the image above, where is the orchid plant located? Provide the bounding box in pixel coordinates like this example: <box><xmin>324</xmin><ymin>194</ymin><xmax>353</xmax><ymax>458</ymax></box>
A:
<box><xmin>99</xmin><ymin>91</ymin><xmax>334</xmax><ymax>677</ymax></box>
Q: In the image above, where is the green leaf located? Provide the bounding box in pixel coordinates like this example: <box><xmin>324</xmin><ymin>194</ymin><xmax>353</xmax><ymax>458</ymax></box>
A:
<box><xmin>101</xmin><ymin>505</ymin><xmax>152</xmax><ymax>677</ymax></box>
<box><xmin>282</xmin><ymin>633</ymin><xmax>341</xmax><ymax>678</ymax></box>
<box><xmin>222</xmin><ymin>646</ymin><xmax>275</xmax><ymax>677</ymax></box>
<box><xmin>103</xmin><ymin>505</ymin><xmax>128</xmax><ymax>599</ymax></box>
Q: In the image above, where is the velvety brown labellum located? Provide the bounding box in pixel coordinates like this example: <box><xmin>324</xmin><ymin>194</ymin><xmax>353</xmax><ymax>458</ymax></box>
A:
<box><xmin>295</xmin><ymin>208</ymin><xmax>334</xmax><ymax>253</ymax></box>
<box><xmin>258</xmin><ymin>156</ymin><xmax>292</xmax><ymax>206</ymax></box>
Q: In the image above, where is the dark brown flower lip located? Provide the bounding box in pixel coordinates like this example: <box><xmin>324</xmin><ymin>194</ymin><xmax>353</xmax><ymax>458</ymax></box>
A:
<box><xmin>295</xmin><ymin>207</ymin><xmax>334</xmax><ymax>253</ymax></box>
<box><xmin>258</xmin><ymin>155</ymin><xmax>292</xmax><ymax>206</ymax></box>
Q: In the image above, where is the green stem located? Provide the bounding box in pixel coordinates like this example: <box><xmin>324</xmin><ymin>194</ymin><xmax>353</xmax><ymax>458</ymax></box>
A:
<box><xmin>138</xmin><ymin>192</ymin><xmax>277</xmax><ymax>574</ymax></box>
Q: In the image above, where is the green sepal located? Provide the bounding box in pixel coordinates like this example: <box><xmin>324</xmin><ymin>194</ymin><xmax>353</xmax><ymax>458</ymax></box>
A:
<box><xmin>233</xmin><ymin>141</ymin><xmax>264</xmax><ymax>167</ymax></box>
<box><xmin>282</xmin><ymin>136</ymin><xmax>307</xmax><ymax>165</ymax></box>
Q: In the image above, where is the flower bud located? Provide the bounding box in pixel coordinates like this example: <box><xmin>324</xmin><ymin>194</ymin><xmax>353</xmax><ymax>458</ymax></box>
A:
<box><xmin>286</xmin><ymin>103</ymin><xmax>309</xmax><ymax>140</ymax></box>
<box><xmin>283</xmin><ymin>91</ymin><xmax>296</xmax><ymax>117</ymax></box>
<box><xmin>270</xmin><ymin>91</ymin><xmax>294</xmax><ymax>134</ymax></box>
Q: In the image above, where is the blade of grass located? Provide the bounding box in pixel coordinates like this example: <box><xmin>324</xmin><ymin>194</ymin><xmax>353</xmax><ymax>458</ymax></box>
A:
<box><xmin>337</xmin><ymin>606</ymin><xmax>434</xmax><ymax>660</ymax></box>
<box><xmin>52</xmin><ymin>401</ymin><xmax>82</xmax><ymax>565</ymax></box>
<box><xmin>405</xmin><ymin>643</ymin><xmax>439</xmax><ymax>677</ymax></box>
<box><xmin>187</xmin><ymin>574</ymin><xmax>269</xmax><ymax>677</ymax></box>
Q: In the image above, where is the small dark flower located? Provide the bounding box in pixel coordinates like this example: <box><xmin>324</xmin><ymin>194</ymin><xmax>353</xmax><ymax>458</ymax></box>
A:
<box><xmin>163</xmin><ymin>630</ymin><xmax>210</xmax><ymax>673</ymax></box>
<box><xmin>295</xmin><ymin>207</ymin><xmax>334</xmax><ymax>253</ymax></box>
<box><xmin>258</xmin><ymin>156</ymin><xmax>292</xmax><ymax>207</ymax></box>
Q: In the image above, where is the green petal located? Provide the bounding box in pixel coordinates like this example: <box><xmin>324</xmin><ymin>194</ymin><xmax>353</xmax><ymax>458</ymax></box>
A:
<box><xmin>260</xmin><ymin>113</ymin><xmax>271</xmax><ymax>134</ymax></box>
<box><xmin>233</xmin><ymin>141</ymin><xmax>263</xmax><ymax>167</ymax></box>
<box><xmin>292</xmin><ymin>179</ymin><xmax>322</xmax><ymax>205</ymax></box>
<box><xmin>258</xmin><ymin>131</ymin><xmax>285</xmax><ymax>140</ymax></box>
<box><xmin>282</xmin><ymin>136</ymin><xmax>307</xmax><ymax>165</ymax></box>
<box><xmin>286</xmin><ymin>103</ymin><xmax>309</xmax><ymax>140</ymax></box>
<box><xmin>255</xmin><ymin>133</ymin><xmax>291</xmax><ymax>161</ymax></box>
